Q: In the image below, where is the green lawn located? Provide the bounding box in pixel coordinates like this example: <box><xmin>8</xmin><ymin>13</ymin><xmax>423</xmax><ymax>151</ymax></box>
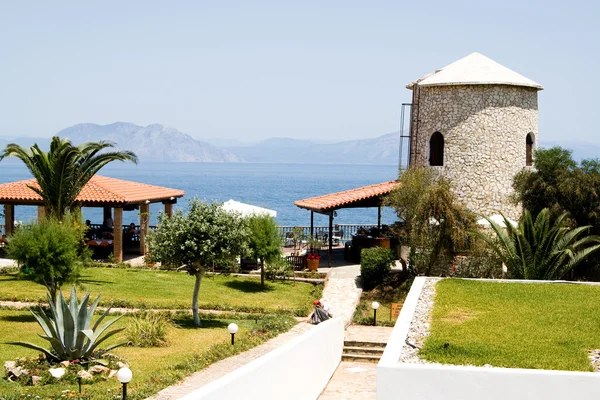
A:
<box><xmin>0</xmin><ymin>308</ymin><xmax>296</xmax><ymax>399</ymax></box>
<box><xmin>0</xmin><ymin>267</ymin><xmax>320</xmax><ymax>314</ymax></box>
<box><xmin>420</xmin><ymin>279</ymin><xmax>600</xmax><ymax>371</ymax></box>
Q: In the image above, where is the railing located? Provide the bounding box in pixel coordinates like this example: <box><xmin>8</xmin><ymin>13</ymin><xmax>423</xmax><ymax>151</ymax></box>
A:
<box><xmin>278</xmin><ymin>224</ymin><xmax>378</xmax><ymax>243</ymax></box>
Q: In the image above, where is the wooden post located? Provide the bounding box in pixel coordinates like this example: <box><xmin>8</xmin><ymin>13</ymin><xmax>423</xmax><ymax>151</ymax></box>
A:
<box><xmin>37</xmin><ymin>206</ymin><xmax>46</xmax><ymax>222</ymax></box>
<box><xmin>4</xmin><ymin>204</ymin><xmax>14</xmax><ymax>235</ymax></box>
<box><xmin>113</xmin><ymin>207</ymin><xmax>123</xmax><ymax>263</ymax></box>
<box><xmin>378</xmin><ymin>205</ymin><xmax>382</xmax><ymax>230</ymax></box>
<box><xmin>164</xmin><ymin>203</ymin><xmax>173</xmax><ymax>218</ymax></box>
<box><xmin>328</xmin><ymin>212</ymin><xmax>333</xmax><ymax>267</ymax></box>
<box><xmin>310</xmin><ymin>211</ymin><xmax>314</xmax><ymax>237</ymax></box>
<box><xmin>140</xmin><ymin>203</ymin><xmax>149</xmax><ymax>255</ymax></box>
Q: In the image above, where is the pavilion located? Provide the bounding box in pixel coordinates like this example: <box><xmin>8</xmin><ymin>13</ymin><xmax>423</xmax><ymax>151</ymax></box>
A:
<box><xmin>294</xmin><ymin>180</ymin><xmax>399</xmax><ymax>266</ymax></box>
<box><xmin>0</xmin><ymin>175</ymin><xmax>184</xmax><ymax>262</ymax></box>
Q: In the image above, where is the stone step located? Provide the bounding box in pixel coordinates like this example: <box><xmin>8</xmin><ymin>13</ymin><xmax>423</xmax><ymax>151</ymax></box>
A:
<box><xmin>343</xmin><ymin>346</ymin><xmax>385</xmax><ymax>356</ymax></box>
<box><xmin>343</xmin><ymin>340</ymin><xmax>387</xmax><ymax>349</ymax></box>
<box><xmin>341</xmin><ymin>353</ymin><xmax>381</xmax><ymax>363</ymax></box>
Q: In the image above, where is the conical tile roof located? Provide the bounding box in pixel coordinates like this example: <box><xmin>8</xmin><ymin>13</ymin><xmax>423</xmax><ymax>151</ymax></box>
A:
<box><xmin>407</xmin><ymin>52</ymin><xmax>543</xmax><ymax>90</ymax></box>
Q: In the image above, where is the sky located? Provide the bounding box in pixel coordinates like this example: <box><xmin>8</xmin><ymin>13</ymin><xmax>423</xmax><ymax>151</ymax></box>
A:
<box><xmin>0</xmin><ymin>0</ymin><xmax>597</xmax><ymax>143</ymax></box>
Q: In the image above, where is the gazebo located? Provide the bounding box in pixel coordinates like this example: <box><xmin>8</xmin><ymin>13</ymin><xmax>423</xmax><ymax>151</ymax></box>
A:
<box><xmin>294</xmin><ymin>180</ymin><xmax>399</xmax><ymax>266</ymax></box>
<box><xmin>0</xmin><ymin>175</ymin><xmax>185</xmax><ymax>262</ymax></box>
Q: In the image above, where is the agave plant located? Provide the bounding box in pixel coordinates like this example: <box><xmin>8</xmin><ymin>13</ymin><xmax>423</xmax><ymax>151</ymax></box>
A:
<box><xmin>474</xmin><ymin>208</ymin><xmax>600</xmax><ymax>280</ymax></box>
<box><xmin>7</xmin><ymin>288</ymin><xmax>125</xmax><ymax>362</ymax></box>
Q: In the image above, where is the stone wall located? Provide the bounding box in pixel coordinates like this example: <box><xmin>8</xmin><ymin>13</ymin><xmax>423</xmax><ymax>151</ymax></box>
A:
<box><xmin>410</xmin><ymin>85</ymin><xmax>539</xmax><ymax>220</ymax></box>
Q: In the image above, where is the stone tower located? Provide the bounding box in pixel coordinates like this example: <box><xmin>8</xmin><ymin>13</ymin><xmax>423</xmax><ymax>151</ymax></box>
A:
<box><xmin>406</xmin><ymin>53</ymin><xmax>543</xmax><ymax>220</ymax></box>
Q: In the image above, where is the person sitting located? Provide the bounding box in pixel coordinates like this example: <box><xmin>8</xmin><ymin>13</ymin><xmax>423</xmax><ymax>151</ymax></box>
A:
<box><xmin>124</xmin><ymin>222</ymin><xmax>138</xmax><ymax>244</ymax></box>
<box><xmin>309</xmin><ymin>299</ymin><xmax>332</xmax><ymax>324</ymax></box>
<box><xmin>100</xmin><ymin>215</ymin><xmax>114</xmax><ymax>239</ymax></box>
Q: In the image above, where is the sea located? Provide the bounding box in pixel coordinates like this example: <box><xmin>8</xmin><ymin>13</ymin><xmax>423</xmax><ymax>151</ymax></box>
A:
<box><xmin>0</xmin><ymin>160</ymin><xmax>399</xmax><ymax>228</ymax></box>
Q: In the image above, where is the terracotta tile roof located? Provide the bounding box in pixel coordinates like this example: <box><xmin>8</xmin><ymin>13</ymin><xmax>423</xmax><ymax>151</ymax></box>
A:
<box><xmin>0</xmin><ymin>175</ymin><xmax>184</xmax><ymax>205</ymax></box>
<box><xmin>294</xmin><ymin>181</ymin><xmax>399</xmax><ymax>212</ymax></box>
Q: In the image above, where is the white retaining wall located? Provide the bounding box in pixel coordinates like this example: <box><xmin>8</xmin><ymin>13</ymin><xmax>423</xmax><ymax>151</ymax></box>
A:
<box><xmin>182</xmin><ymin>317</ymin><xmax>344</xmax><ymax>400</ymax></box>
<box><xmin>377</xmin><ymin>277</ymin><xmax>600</xmax><ymax>400</ymax></box>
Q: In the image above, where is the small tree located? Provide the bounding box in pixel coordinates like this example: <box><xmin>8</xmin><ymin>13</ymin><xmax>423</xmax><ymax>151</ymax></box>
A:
<box><xmin>7</xmin><ymin>217</ymin><xmax>83</xmax><ymax>302</ymax></box>
<box><xmin>386</xmin><ymin>167</ymin><xmax>475</xmax><ymax>276</ymax></box>
<box><xmin>146</xmin><ymin>199</ymin><xmax>249</xmax><ymax>327</ymax></box>
<box><xmin>247</xmin><ymin>214</ymin><xmax>282</xmax><ymax>289</ymax></box>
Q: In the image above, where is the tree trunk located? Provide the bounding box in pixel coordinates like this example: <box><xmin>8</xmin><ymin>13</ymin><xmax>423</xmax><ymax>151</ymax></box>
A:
<box><xmin>260</xmin><ymin>259</ymin><xmax>264</xmax><ymax>289</ymax></box>
<box><xmin>192</xmin><ymin>266</ymin><xmax>204</xmax><ymax>327</ymax></box>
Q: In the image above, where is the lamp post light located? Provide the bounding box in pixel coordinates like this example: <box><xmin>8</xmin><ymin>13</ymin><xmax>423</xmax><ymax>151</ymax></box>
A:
<box><xmin>371</xmin><ymin>301</ymin><xmax>380</xmax><ymax>326</ymax></box>
<box><xmin>117</xmin><ymin>367</ymin><xmax>133</xmax><ymax>400</ymax></box>
<box><xmin>228</xmin><ymin>323</ymin><xmax>239</xmax><ymax>345</ymax></box>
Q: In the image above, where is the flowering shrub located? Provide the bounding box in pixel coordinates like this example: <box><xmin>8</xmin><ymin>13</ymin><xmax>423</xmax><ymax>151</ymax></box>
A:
<box><xmin>307</xmin><ymin>253</ymin><xmax>321</xmax><ymax>261</ymax></box>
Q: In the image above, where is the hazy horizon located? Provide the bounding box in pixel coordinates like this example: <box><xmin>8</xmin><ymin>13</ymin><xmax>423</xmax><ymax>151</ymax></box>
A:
<box><xmin>1</xmin><ymin>1</ymin><xmax>598</xmax><ymax>144</ymax></box>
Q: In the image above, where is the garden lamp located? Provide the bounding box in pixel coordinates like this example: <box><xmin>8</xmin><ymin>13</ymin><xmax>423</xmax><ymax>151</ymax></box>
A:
<box><xmin>371</xmin><ymin>301</ymin><xmax>380</xmax><ymax>326</ymax></box>
<box><xmin>117</xmin><ymin>367</ymin><xmax>133</xmax><ymax>400</ymax></box>
<box><xmin>228</xmin><ymin>323</ymin><xmax>239</xmax><ymax>345</ymax></box>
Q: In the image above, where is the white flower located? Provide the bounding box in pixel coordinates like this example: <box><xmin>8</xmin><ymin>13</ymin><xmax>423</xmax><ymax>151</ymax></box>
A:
<box><xmin>49</xmin><ymin>367</ymin><xmax>66</xmax><ymax>379</ymax></box>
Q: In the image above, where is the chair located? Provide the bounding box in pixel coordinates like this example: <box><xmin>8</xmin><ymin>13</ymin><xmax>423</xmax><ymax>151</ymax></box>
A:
<box><xmin>284</xmin><ymin>231</ymin><xmax>295</xmax><ymax>247</ymax></box>
<box><xmin>332</xmin><ymin>229</ymin><xmax>344</xmax><ymax>245</ymax></box>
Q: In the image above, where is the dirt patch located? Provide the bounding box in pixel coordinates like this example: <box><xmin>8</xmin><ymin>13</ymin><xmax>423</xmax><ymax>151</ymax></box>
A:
<box><xmin>440</xmin><ymin>308</ymin><xmax>478</xmax><ymax>324</ymax></box>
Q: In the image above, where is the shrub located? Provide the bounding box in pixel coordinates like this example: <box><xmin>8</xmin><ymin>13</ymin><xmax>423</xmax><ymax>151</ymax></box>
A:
<box><xmin>256</xmin><ymin>314</ymin><xmax>297</xmax><ymax>334</ymax></box>
<box><xmin>126</xmin><ymin>312</ymin><xmax>171</xmax><ymax>347</ymax></box>
<box><xmin>360</xmin><ymin>247</ymin><xmax>394</xmax><ymax>290</ymax></box>
<box><xmin>6</xmin><ymin>217</ymin><xmax>83</xmax><ymax>301</ymax></box>
<box><xmin>265</xmin><ymin>257</ymin><xmax>293</xmax><ymax>281</ymax></box>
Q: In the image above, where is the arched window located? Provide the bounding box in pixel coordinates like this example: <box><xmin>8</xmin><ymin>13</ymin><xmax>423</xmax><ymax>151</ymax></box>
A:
<box><xmin>429</xmin><ymin>132</ymin><xmax>444</xmax><ymax>166</ymax></box>
<box><xmin>526</xmin><ymin>133</ymin><xmax>533</xmax><ymax>166</ymax></box>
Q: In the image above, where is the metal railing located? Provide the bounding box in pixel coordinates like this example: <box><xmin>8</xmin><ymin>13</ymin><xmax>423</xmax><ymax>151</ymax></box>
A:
<box><xmin>278</xmin><ymin>224</ymin><xmax>378</xmax><ymax>242</ymax></box>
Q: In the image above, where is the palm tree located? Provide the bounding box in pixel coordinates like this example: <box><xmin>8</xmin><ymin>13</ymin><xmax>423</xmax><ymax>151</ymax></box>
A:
<box><xmin>0</xmin><ymin>136</ymin><xmax>138</xmax><ymax>219</ymax></box>
<box><xmin>474</xmin><ymin>208</ymin><xmax>600</xmax><ymax>280</ymax></box>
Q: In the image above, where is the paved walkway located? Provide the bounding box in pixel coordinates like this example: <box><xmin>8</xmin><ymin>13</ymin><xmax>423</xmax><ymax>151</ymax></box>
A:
<box><xmin>320</xmin><ymin>265</ymin><xmax>362</xmax><ymax>327</ymax></box>
<box><xmin>344</xmin><ymin>325</ymin><xmax>394</xmax><ymax>343</ymax></box>
<box><xmin>319</xmin><ymin>325</ymin><xmax>394</xmax><ymax>399</ymax></box>
<box><xmin>148</xmin><ymin>322</ymin><xmax>313</xmax><ymax>399</ymax></box>
<box><xmin>319</xmin><ymin>361</ymin><xmax>377</xmax><ymax>399</ymax></box>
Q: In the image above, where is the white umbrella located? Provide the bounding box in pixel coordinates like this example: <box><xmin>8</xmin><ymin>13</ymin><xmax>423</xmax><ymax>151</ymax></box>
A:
<box><xmin>477</xmin><ymin>214</ymin><xmax>517</xmax><ymax>228</ymax></box>
<box><xmin>222</xmin><ymin>199</ymin><xmax>277</xmax><ymax>218</ymax></box>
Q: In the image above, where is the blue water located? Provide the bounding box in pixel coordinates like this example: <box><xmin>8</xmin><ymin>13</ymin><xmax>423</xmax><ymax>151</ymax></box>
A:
<box><xmin>0</xmin><ymin>161</ymin><xmax>399</xmax><ymax>227</ymax></box>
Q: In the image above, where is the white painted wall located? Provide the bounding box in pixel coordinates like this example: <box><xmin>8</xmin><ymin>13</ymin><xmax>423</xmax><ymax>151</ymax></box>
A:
<box><xmin>182</xmin><ymin>317</ymin><xmax>344</xmax><ymax>400</ymax></box>
<box><xmin>377</xmin><ymin>277</ymin><xmax>600</xmax><ymax>400</ymax></box>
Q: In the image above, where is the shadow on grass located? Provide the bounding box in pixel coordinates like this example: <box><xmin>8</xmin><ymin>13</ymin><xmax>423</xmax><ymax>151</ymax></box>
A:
<box><xmin>0</xmin><ymin>313</ymin><xmax>37</xmax><ymax>323</ymax></box>
<box><xmin>77</xmin><ymin>278</ymin><xmax>115</xmax><ymax>285</ymax></box>
<box><xmin>173</xmin><ymin>317</ymin><xmax>232</xmax><ymax>330</ymax></box>
<box><xmin>223</xmin><ymin>280</ymin><xmax>274</xmax><ymax>293</ymax></box>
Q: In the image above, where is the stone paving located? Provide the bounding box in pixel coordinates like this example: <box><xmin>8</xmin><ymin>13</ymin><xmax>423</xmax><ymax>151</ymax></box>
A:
<box><xmin>318</xmin><ymin>361</ymin><xmax>377</xmax><ymax>399</ymax></box>
<box><xmin>344</xmin><ymin>325</ymin><xmax>394</xmax><ymax>343</ymax></box>
<box><xmin>320</xmin><ymin>265</ymin><xmax>362</xmax><ymax>327</ymax></box>
<box><xmin>318</xmin><ymin>325</ymin><xmax>394</xmax><ymax>399</ymax></box>
<box><xmin>149</xmin><ymin>322</ymin><xmax>313</xmax><ymax>400</ymax></box>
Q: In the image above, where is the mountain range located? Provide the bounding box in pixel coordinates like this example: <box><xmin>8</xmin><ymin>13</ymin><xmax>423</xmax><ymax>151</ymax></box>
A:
<box><xmin>0</xmin><ymin>122</ymin><xmax>597</xmax><ymax>164</ymax></box>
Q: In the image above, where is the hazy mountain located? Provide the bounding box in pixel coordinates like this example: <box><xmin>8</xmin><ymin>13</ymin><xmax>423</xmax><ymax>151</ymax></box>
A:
<box><xmin>2</xmin><ymin>127</ymin><xmax>600</xmax><ymax>165</ymax></box>
<box><xmin>56</xmin><ymin>122</ymin><xmax>242</xmax><ymax>162</ymax></box>
<box><xmin>225</xmin><ymin>132</ymin><xmax>401</xmax><ymax>165</ymax></box>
